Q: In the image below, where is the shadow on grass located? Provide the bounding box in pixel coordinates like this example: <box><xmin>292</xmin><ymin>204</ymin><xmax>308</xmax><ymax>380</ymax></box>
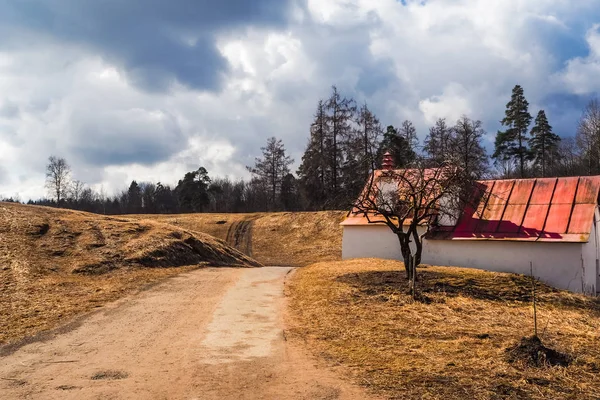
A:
<box><xmin>336</xmin><ymin>268</ymin><xmax>600</xmax><ymax>313</ymax></box>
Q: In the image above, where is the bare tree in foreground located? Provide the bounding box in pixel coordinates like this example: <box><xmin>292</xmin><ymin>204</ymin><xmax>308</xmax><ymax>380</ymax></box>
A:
<box><xmin>352</xmin><ymin>154</ymin><xmax>482</xmax><ymax>284</ymax></box>
<box><xmin>45</xmin><ymin>156</ymin><xmax>71</xmax><ymax>205</ymax></box>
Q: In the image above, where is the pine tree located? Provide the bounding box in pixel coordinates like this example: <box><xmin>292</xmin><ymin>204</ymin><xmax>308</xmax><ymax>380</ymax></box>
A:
<box><xmin>376</xmin><ymin>125</ymin><xmax>416</xmax><ymax>168</ymax></box>
<box><xmin>424</xmin><ymin>118</ymin><xmax>452</xmax><ymax>164</ymax></box>
<box><xmin>247</xmin><ymin>137</ymin><xmax>294</xmax><ymax>210</ymax></box>
<box><xmin>298</xmin><ymin>101</ymin><xmax>330</xmax><ymax>209</ymax></box>
<box><xmin>529</xmin><ymin>110</ymin><xmax>561</xmax><ymax>177</ymax></box>
<box><xmin>127</xmin><ymin>180</ymin><xmax>142</xmax><ymax>213</ymax></box>
<box><xmin>493</xmin><ymin>85</ymin><xmax>532</xmax><ymax>178</ymax></box>
<box><xmin>175</xmin><ymin>168</ymin><xmax>211</xmax><ymax>212</ymax></box>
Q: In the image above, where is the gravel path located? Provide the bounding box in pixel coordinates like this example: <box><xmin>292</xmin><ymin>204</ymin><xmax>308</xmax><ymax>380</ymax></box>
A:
<box><xmin>0</xmin><ymin>267</ymin><xmax>375</xmax><ymax>399</ymax></box>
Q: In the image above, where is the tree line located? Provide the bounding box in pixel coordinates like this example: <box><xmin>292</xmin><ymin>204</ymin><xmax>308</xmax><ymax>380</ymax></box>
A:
<box><xmin>11</xmin><ymin>84</ymin><xmax>600</xmax><ymax>214</ymax></box>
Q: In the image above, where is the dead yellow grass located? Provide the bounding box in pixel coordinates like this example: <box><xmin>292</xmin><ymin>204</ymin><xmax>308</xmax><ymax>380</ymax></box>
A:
<box><xmin>131</xmin><ymin>211</ymin><xmax>346</xmax><ymax>266</ymax></box>
<box><xmin>0</xmin><ymin>202</ymin><xmax>261</xmax><ymax>345</ymax></box>
<box><xmin>286</xmin><ymin>259</ymin><xmax>600</xmax><ymax>400</ymax></box>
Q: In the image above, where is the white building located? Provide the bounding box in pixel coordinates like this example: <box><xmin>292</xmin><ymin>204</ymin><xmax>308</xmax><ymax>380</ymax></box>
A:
<box><xmin>341</xmin><ymin>172</ymin><xmax>600</xmax><ymax>295</ymax></box>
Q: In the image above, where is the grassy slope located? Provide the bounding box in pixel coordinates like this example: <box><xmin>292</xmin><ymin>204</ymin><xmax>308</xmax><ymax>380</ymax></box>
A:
<box><xmin>287</xmin><ymin>259</ymin><xmax>600</xmax><ymax>400</ymax></box>
<box><xmin>0</xmin><ymin>202</ymin><xmax>261</xmax><ymax>344</ymax></box>
<box><xmin>130</xmin><ymin>211</ymin><xmax>346</xmax><ymax>266</ymax></box>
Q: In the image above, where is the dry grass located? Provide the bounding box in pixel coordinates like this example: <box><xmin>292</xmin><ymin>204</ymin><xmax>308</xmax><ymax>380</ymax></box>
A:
<box><xmin>130</xmin><ymin>211</ymin><xmax>346</xmax><ymax>266</ymax></box>
<box><xmin>0</xmin><ymin>202</ymin><xmax>261</xmax><ymax>345</ymax></box>
<box><xmin>287</xmin><ymin>259</ymin><xmax>600</xmax><ymax>400</ymax></box>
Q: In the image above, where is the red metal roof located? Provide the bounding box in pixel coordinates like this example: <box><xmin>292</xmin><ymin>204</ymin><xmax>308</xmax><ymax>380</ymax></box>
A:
<box><xmin>342</xmin><ymin>173</ymin><xmax>600</xmax><ymax>243</ymax></box>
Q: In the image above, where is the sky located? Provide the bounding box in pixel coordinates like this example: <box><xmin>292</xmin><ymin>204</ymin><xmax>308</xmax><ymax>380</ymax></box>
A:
<box><xmin>1</xmin><ymin>0</ymin><xmax>600</xmax><ymax>200</ymax></box>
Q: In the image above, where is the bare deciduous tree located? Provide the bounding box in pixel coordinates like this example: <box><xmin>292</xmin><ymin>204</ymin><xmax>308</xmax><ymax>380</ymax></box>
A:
<box><xmin>352</xmin><ymin>157</ymin><xmax>481</xmax><ymax>284</ymax></box>
<box><xmin>70</xmin><ymin>180</ymin><xmax>85</xmax><ymax>204</ymax></box>
<box><xmin>576</xmin><ymin>98</ymin><xmax>600</xmax><ymax>175</ymax></box>
<box><xmin>45</xmin><ymin>156</ymin><xmax>71</xmax><ymax>205</ymax></box>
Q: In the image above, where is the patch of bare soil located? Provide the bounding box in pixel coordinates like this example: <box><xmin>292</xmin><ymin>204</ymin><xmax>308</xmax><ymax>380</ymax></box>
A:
<box><xmin>287</xmin><ymin>259</ymin><xmax>600</xmax><ymax>400</ymax></box>
<box><xmin>0</xmin><ymin>267</ymin><xmax>378</xmax><ymax>399</ymax></box>
<box><xmin>0</xmin><ymin>202</ymin><xmax>261</xmax><ymax>344</ymax></box>
<box><xmin>506</xmin><ymin>336</ymin><xmax>572</xmax><ymax>368</ymax></box>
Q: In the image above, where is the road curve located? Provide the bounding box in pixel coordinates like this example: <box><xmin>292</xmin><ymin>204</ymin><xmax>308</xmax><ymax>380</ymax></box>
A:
<box><xmin>0</xmin><ymin>267</ymin><xmax>375</xmax><ymax>400</ymax></box>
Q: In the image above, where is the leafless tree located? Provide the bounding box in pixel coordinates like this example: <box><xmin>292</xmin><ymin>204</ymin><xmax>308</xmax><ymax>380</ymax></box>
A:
<box><xmin>45</xmin><ymin>156</ymin><xmax>71</xmax><ymax>205</ymax></box>
<box><xmin>69</xmin><ymin>180</ymin><xmax>85</xmax><ymax>204</ymax></box>
<box><xmin>576</xmin><ymin>98</ymin><xmax>600</xmax><ymax>175</ymax></box>
<box><xmin>351</xmin><ymin>158</ymin><xmax>482</xmax><ymax>284</ymax></box>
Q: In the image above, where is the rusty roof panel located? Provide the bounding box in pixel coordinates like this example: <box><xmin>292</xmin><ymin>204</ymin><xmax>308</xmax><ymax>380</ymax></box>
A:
<box><xmin>521</xmin><ymin>204</ymin><xmax>549</xmax><ymax>233</ymax></box>
<box><xmin>529</xmin><ymin>178</ymin><xmax>556</xmax><ymax>204</ymax></box>
<box><xmin>498</xmin><ymin>204</ymin><xmax>528</xmax><ymax>233</ymax></box>
<box><xmin>488</xmin><ymin>180</ymin><xmax>514</xmax><ymax>206</ymax></box>
<box><xmin>508</xmin><ymin>180</ymin><xmax>535</xmax><ymax>205</ymax></box>
<box><xmin>551</xmin><ymin>177</ymin><xmax>578</xmax><ymax>204</ymax></box>
<box><xmin>567</xmin><ymin>204</ymin><xmax>595</xmax><ymax>234</ymax></box>
<box><xmin>575</xmin><ymin>177</ymin><xmax>600</xmax><ymax>204</ymax></box>
<box><xmin>543</xmin><ymin>203</ymin><xmax>572</xmax><ymax>234</ymax></box>
<box><xmin>474</xmin><ymin>204</ymin><xmax>504</xmax><ymax>232</ymax></box>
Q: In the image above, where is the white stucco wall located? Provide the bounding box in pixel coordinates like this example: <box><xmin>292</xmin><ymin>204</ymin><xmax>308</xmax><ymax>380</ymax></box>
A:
<box><xmin>342</xmin><ymin>225</ymin><xmax>427</xmax><ymax>260</ymax></box>
<box><xmin>342</xmin><ymin>225</ymin><xmax>598</xmax><ymax>294</ymax></box>
<box><xmin>581</xmin><ymin>208</ymin><xmax>600</xmax><ymax>294</ymax></box>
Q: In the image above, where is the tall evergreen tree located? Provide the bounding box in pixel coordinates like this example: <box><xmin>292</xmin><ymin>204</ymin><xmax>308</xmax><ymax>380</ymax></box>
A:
<box><xmin>298</xmin><ymin>101</ymin><xmax>330</xmax><ymax>209</ymax></box>
<box><xmin>175</xmin><ymin>168</ymin><xmax>211</xmax><ymax>213</ymax></box>
<box><xmin>493</xmin><ymin>85</ymin><xmax>532</xmax><ymax>178</ymax></box>
<box><xmin>247</xmin><ymin>137</ymin><xmax>293</xmax><ymax>210</ymax></box>
<box><xmin>450</xmin><ymin>115</ymin><xmax>489</xmax><ymax>179</ymax></box>
<box><xmin>376</xmin><ymin>125</ymin><xmax>416</xmax><ymax>168</ymax></box>
<box><xmin>424</xmin><ymin>118</ymin><xmax>452</xmax><ymax>164</ymax></box>
<box><xmin>529</xmin><ymin>110</ymin><xmax>561</xmax><ymax>177</ymax></box>
<box><xmin>126</xmin><ymin>180</ymin><xmax>142</xmax><ymax>213</ymax></box>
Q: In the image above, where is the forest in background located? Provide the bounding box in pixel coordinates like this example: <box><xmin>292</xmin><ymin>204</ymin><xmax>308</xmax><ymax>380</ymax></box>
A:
<box><xmin>5</xmin><ymin>84</ymin><xmax>600</xmax><ymax>214</ymax></box>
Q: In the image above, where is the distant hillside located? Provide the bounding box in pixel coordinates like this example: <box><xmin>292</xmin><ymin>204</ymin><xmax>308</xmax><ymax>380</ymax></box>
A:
<box><xmin>131</xmin><ymin>211</ymin><xmax>347</xmax><ymax>266</ymax></box>
<box><xmin>0</xmin><ymin>202</ymin><xmax>261</xmax><ymax>344</ymax></box>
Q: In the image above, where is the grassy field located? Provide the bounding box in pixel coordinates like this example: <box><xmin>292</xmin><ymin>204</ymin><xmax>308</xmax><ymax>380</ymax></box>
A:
<box><xmin>287</xmin><ymin>259</ymin><xmax>600</xmax><ymax>399</ymax></box>
<box><xmin>130</xmin><ymin>211</ymin><xmax>346</xmax><ymax>266</ymax></box>
<box><xmin>0</xmin><ymin>202</ymin><xmax>260</xmax><ymax>344</ymax></box>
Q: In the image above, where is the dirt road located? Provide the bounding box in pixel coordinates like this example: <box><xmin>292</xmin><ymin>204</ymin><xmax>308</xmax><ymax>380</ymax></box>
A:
<box><xmin>0</xmin><ymin>267</ymin><xmax>375</xmax><ymax>400</ymax></box>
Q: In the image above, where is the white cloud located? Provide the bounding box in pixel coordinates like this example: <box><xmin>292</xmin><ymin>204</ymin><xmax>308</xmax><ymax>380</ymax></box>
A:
<box><xmin>556</xmin><ymin>24</ymin><xmax>600</xmax><ymax>94</ymax></box>
<box><xmin>1</xmin><ymin>0</ymin><xmax>599</xmax><ymax>200</ymax></box>
<box><xmin>419</xmin><ymin>83</ymin><xmax>472</xmax><ymax>125</ymax></box>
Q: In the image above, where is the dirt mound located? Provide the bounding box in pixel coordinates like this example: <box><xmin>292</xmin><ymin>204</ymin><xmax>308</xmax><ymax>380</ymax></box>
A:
<box><xmin>0</xmin><ymin>202</ymin><xmax>262</xmax><ymax>344</ymax></box>
<box><xmin>506</xmin><ymin>336</ymin><xmax>571</xmax><ymax>368</ymax></box>
<box><xmin>130</xmin><ymin>211</ymin><xmax>346</xmax><ymax>266</ymax></box>
<box><xmin>0</xmin><ymin>202</ymin><xmax>261</xmax><ymax>276</ymax></box>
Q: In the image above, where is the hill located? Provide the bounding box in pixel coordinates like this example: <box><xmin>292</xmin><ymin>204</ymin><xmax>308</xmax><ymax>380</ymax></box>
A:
<box><xmin>0</xmin><ymin>202</ymin><xmax>261</xmax><ymax>344</ymax></box>
<box><xmin>129</xmin><ymin>211</ymin><xmax>346</xmax><ymax>266</ymax></box>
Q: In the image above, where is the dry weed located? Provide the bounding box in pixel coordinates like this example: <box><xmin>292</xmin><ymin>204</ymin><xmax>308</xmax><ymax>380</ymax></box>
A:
<box><xmin>0</xmin><ymin>202</ymin><xmax>261</xmax><ymax>344</ymax></box>
<box><xmin>287</xmin><ymin>259</ymin><xmax>600</xmax><ymax>399</ymax></box>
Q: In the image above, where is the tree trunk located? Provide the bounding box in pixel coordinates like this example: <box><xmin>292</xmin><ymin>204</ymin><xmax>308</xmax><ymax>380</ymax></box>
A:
<box><xmin>397</xmin><ymin>233</ymin><xmax>413</xmax><ymax>280</ymax></box>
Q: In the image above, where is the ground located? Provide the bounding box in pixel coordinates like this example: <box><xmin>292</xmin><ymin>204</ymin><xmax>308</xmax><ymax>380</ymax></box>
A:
<box><xmin>1</xmin><ymin>267</ymin><xmax>376</xmax><ymax>399</ymax></box>
<box><xmin>0</xmin><ymin>202</ymin><xmax>259</xmax><ymax>344</ymax></box>
<box><xmin>132</xmin><ymin>211</ymin><xmax>345</xmax><ymax>266</ymax></box>
<box><xmin>287</xmin><ymin>259</ymin><xmax>600</xmax><ymax>400</ymax></box>
<box><xmin>4</xmin><ymin>203</ymin><xmax>600</xmax><ymax>399</ymax></box>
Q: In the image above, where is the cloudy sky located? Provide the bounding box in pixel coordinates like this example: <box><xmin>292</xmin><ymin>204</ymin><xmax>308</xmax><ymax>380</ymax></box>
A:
<box><xmin>1</xmin><ymin>0</ymin><xmax>600</xmax><ymax>200</ymax></box>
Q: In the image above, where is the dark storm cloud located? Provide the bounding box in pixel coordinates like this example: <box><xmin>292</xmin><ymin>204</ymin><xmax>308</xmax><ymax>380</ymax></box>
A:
<box><xmin>67</xmin><ymin>109</ymin><xmax>186</xmax><ymax>167</ymax></box>
<box><xmin>0</xmin><ymin>0</ymin><xmax>297</xmax><ymax>91</ymax></box>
